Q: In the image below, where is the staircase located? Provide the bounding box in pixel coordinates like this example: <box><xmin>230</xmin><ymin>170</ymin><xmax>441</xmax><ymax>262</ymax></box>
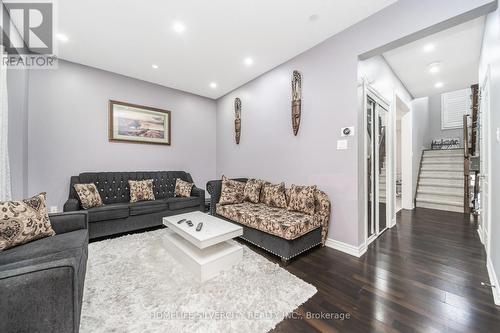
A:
<box><xmin>415</xmin><ymin>149</ymin><xmax>464</xmax><ymax>212</ymax></box>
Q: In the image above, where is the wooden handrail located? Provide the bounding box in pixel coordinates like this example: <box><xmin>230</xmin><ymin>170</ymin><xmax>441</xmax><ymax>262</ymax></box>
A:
<box><xmin>463</xmin><ymin>114</ymin><xmax>469</xmax><ymax>158</ymax></box>
<box><xmin>463</xmin><ymin>114</ymin><xmax>470</xmax><ymax>214</ymax></box>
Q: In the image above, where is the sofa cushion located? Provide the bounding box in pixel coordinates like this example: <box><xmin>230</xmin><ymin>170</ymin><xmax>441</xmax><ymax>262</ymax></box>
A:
<box><xmin>262</xmin><ymin>182</ymin><xmax>287</xmax><ymax>208</ymax></box>
<box><xmin>0</xmin><ymin>193</ymin><xmax>55</xmax><ymax>252</ymax></box>
<box><xmin>175</xmin><ymin>178</ymin><xmax>194</xmax><ymax>197</ymax></box>
<box><xmin>219</xmin><ymin>176</ymin><xmax>246</xmax><ymax>205</ymax></box>
<box><xmin>73</xmin><ymin>183</ymin><xmax>103</xmax><ymax>209</ymax></box>
<box><xmin>87</xmin><ymin>203</ymin><xmax>129</xmax><ymax>223</ymax></box>
<box><xmin>129</xmin><ymin>200</ymin><xmax>168</xmax><ymax>216</ymax></box>
<box><xmin>243</xmin><ymin>179</ymin><xmax>264</xmax><ymax>204</ymax></box>
<box><xmin>287</xmin><ymin>185</ymin><xmax>317</xmax><ymax>215</ymax></box>
<box><xmin>0</xmin><ymin>229</ymin><xmax>88</xmax><ymax>266</ymax></box>
<box><xmin>216</xmin><ymin>202</ymin><xmax>320</xmax><ymax>240</ymax></box>
<box><xmin>166</xmin><ymin>197</ymin><xmax>200</xmax><ymax>211</ymax></box>
<box><xmin>128</xmin><ymin>179</ymin><xmax>155</xmax><ymax>203</ymax></box>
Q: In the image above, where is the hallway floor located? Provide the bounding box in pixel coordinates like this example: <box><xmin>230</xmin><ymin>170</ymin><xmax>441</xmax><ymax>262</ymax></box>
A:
<box><xmin>265</xmin><ymin>208</ymin><xmax>500</xmax><ymax>332</ymax></box>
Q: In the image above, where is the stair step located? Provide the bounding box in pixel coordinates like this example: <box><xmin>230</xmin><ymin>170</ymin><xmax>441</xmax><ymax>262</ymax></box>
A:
<box><xmin>422</xmin><ymin>157</ymin><xmax>463</xmax><ymax>164</ymax></box>
<box><xmin>419</xmin><ymin>178</ymin><xmax>463</xmax><ymax>187</ymax></box>
<box><xmin>416</xmin><ymin>201</ymin><xmax>464</xmax><ymax>213</ymax></box>
<box><xmin>417</xmin><ymin>193</ymin><xmax>463</xmax><ymax>203</ymax></box>
<box><xmin>423</xmin><ymin>149</ymin><xmax>463</xmax><ymax>157</ymax></box>
<box><xmin>418</xmin><ymin>186</ymin><xmax>463</xmax><ymax>196</ymax></box>
<box><xmin>416</xmin><ymin>196</ymin><xmax>462</xmax><ymax>205</ymax></box>
<box><xmin>420</xmin><ymin>164</ymin><xmax>463</xmax><ymax>171</ymax></box>
<box><xmin>420</xmin><ymin>171</ymin><xmax>463</xmax><ymax>179</ymax></box>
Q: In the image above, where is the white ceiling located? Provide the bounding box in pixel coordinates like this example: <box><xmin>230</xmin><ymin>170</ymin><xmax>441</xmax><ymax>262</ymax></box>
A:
<box><xmin>52</xmin><ymin>0</ymin><xmax>397</xmax><ymax>99</ymax></box>
<box><xmin>383</xmin><ymin>16</ymin><xmax>485</xmax><ymax>98</ymax></box>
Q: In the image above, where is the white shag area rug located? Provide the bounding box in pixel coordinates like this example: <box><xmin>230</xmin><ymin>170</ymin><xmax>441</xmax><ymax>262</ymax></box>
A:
<box><xmin>80</xmin><ymin>229</ymin><xmax>317</xmax><ymax>333</ymax></box>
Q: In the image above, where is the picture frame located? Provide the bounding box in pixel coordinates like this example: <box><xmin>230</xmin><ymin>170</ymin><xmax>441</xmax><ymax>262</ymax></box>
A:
<box><xmin>108</xmin><ymin>100</ymin><xmax>171</xmax><ymax>145</ymax></box>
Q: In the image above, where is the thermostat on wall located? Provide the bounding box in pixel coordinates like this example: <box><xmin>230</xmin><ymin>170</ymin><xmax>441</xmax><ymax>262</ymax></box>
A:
<box><xmin>341</xmin><ymin>126</ymin><xmax>355</xmax><ymax>137</ymax></box>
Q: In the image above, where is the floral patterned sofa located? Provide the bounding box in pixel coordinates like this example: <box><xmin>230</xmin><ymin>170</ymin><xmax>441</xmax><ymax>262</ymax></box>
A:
<box><xmin>206</xmin><ymin>178</ymin><xmax>331</xmax><ymax>263</ymax></box>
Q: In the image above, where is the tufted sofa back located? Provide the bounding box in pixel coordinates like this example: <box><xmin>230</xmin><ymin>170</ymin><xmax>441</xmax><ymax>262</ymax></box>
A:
<box><xmin>68</xmin><ymin>171</ymin><xmax>193</xmax><ymax>204</ymax></box>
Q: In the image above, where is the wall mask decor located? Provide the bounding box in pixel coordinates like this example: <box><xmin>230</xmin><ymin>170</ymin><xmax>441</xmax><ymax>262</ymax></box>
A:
<box><xmin>234</xmin><ymin>97</ymin><xmax>242</xmax><ymax>144</ymax></box>
<box><xmin>291</xmin><ymin>70</ymin><xmax>302</xmax><ymax>136</ymax></box>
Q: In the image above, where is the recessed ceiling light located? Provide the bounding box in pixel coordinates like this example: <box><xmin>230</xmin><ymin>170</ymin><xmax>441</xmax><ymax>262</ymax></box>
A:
<box><xmin>428</xmin><ymin>62</ymin><xmax>440</xmax><ymax>74</ymax></box>
<box><xmin>152</xmin><ymin>64</ymin><xmax>159</xmax><ymax>69</ymax></box>
<box><xmin>56</xmin><ymin>33</ymin><xmax>69</xmax><ymax>42</ymax></box>
<box><xmin>434</xmin><ymin>82</ymin><xmax>444</xmax><ymax>88</ymax></box>
<box><xmin>172</xmin><ymin>21</ymin><xmax>186</xmax><ymax>34</ymax></box>
<box><xmin>244</xmin><ymin>57</ymin><xmax>254</xmax><ymax>66</ymax></box>
<box><xmin>308</xmin><ymin>14</ymin><xmax>319</xmax><ymax>22</ymax></box>
<box><xmin>423</xmin><ymin>43</ymin><xmax>435</xmax><ymax>53</ymax></box>
<box><xmin>209</xmin><ymin>82</ymin><xmax>217</xmax><ymax>89</ymax></box>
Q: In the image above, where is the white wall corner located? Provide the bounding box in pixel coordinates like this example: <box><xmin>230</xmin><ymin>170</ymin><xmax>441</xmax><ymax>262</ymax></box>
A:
<box><xmin>477</xmin><ymin>225</ymin><xmax>484</xmax><ymax>244</ymax></box>
<box><xmin>325</xmin><ymin>238</ymin><xmax>367</xmax><ymax>258</ymax></box>
<box><xmin>486</xmin><ymin>256</ymin><xmax>500</xmax><ymax>306</ymax></box>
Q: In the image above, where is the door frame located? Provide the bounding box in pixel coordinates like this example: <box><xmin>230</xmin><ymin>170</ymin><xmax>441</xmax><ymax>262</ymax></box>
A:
<box><xmin>480</xmin><ymin>65</ymin><xmax>492</xmax><ymax>257</ymax></box>
<box><xmin>363</xmin><ymin>82</ymin><xmax>392</xmax><ymax>246</ymax></box>
<box><xmin>391</xmin><ymin>93</ymin><xmax>412</xmax><ymax>226</ymax></box>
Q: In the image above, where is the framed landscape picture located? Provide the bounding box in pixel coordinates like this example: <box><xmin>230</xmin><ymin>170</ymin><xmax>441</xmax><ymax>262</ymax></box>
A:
<box><xmin>109</xmin><ymin>100</ymin><xmax>171</xmax><ymax>145</ymax></box>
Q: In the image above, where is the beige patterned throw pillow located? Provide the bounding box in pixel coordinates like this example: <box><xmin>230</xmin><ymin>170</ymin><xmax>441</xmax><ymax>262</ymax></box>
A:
<box><xmin>74</xmin><ymin>183</ymin><xmax>103</xmax><ymax>209</ymax></box>
<box><xmin>262</xmin><ymin>182</ymin><xmax>287</xmax><ymax>208</ymax></box>
<box><xmin>218</xmin><ymin>176</ymin><xmax>245</xmax><ymax>205</ymax></box>
<box><xmin>243</xmin><ymin>179</ymin><xmax>264</xmax><ymax>203</ymax></box>
<box><xmin>129</xmin><ymin>179</ymin><xmax>155</xmax><ymax>203</ymax></box>
<box><xmin>287</xmin><ymin>185</ymin><xmax>317</xmax><ymax>215</ymax></box>
<box><xmin>0</xmin><ymin>193</ymin><xmax>55</xmax><ymax>251</ymax></box>
<box><xmin>175</xmin><ymin>179</ymin><xmax>193</xmax><ymax>197</ymax></box>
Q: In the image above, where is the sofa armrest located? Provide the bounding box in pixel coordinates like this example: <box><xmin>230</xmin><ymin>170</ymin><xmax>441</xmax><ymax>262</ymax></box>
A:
<box><xmin>49</xmin><ymin>211</ymin><xmax>88</xmax><ymax>234</ymax></box>
<box><xmin>63</xmin><ymin>198</ymin><xmax>80</xmax><ymax>212</ymax></box>
<box><xmin>206</xmin><ymin>178</ymin><xmax>247</xmax><ymax>215</ymax></box>
<box><xmin>314</xmin><ymin>190</ymin><xmax>331</xmax><ymax>246</ymax></box>
<box><xmin>206</xmin><ymin>180</ymin><xmax>222</xmax><ymax>215</ymax></box>
<box><xmin>191</xmin><ymin>186</ymin><xmax>205</xmax><ymax>211</ymax></box>
<box><xmin>0</xmin><ymin>258</ymin><xmax>79</xmax><ymax>333</ymax></box>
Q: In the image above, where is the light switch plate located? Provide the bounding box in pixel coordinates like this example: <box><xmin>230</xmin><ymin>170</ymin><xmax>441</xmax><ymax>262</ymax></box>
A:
<box><xmin>50</xmin><ymin>206</ymin><xmax>58</xmax><ymax>213</ymax></box>
<box><xmin>340</xmin><ymin>126</ymin><xmax>355</xmax><ymax>137</ymax></box>
<box><xmin>496</xmin><ymin>128</ymin><xmax>500</xmax><ymax>143</ymax></box>
<box><xmin>337</xmin><ymin>140</ymin><xmax>348</xmax><ymax>150</ymax></box>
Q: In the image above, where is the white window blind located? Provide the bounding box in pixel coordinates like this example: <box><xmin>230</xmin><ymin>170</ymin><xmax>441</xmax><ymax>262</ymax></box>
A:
<box><xmin>441</xmin><ymin>88</ymin><xmax>471</xmax><ymax>130</ymax></box>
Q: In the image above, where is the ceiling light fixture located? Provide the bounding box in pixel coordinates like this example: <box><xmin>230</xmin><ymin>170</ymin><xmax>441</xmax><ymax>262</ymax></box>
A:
<box><xmin>56</xmin><ymin>33</ymin><xmax>69</xmax><ymax>42</ymax></box>
<box><xmin>434</xmin><ymin>82</ymin><xmax>444</xmax><ymax>88</ymax></box>
<box><xmin>209</xmin><ymin>82</ymin><xmax>217</xmax><ymax>89</ymax></box>
<box><xmin>244</xmin><ymin>57</ymin><xmax>254</xmax><ymax>66</ymax></box>
<box><xmin>423</xmin><ymin>43</ymin><xmax>435</xmax><ymax>53</ymax></box>
<box><xmin>308</xmin><ymin>14</ymin><xmax>319</xmax><ymax>22</ymax></box>
<box><xmin>428</xmin><ymin>62</ymin><xmax>440</xmax><ymax>74</ymax></box>
<box><xmin>172</xmin><ymin>21</ymin><xmax>186</xmax><ymax>34</ymax></box>
<box><xmin>152</xmin><ymin>64</ymin><xmax>159</xmax><ymax>69</ymax></box>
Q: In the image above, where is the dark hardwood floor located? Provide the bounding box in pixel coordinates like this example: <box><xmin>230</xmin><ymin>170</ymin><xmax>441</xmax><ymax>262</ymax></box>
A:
<box><xmin>249</xmin><ymin>207</ymin><xmax>500</xmax><ymax>333</ymax></box>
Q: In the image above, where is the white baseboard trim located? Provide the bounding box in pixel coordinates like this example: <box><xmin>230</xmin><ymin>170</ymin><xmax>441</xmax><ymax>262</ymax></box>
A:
<box><xmin>477</xmin><ymin>225</ymin><xmax>484</xmax><ymax>244</ymax></box>
<box><xmin>325</xmin><ymin>238</ymin><xmax>367</xmax><ymax>258</ymax></box>
<box><xmin>486</xmin><ymin>256</ymin><xmax>500</xmax><ymax>306</ymax></box>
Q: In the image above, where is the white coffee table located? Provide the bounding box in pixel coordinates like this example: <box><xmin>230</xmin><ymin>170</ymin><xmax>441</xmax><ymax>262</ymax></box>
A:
<box><xmin>162</xmin><ymin>211</ymin><xmax>243</xmax><ymax>282</ymax></box>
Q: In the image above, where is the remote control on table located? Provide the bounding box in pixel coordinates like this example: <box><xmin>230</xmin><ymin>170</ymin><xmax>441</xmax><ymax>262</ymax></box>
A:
<box><xmin>177</xmin><ymin>219</ymin><xmax>186</xmax><ymax>224</ymax></box>
<box><xmin>196</xmin><ymin>222</ymin><xmax>203</xmax><ymax>231</ymax></box>
<box><xmin>186</xmin><ymin>220</ymin><xmax>193</xmax><ymax>227</ymax></box>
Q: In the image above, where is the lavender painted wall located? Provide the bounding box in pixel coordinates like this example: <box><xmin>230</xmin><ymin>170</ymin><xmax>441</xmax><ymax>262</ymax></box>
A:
<box><xmin>7</xmin><ymin>68</ymin><xmax>29</xmax><ymax>200</ymax></box>
<box><xmin>410</xmin><ymin>97</ymin><xmax>430</xmax><ymax>194</ymax></box>
<box><xmin>216</xmin><ymin>0</ymin><xmax>495</xmax><ymax>247</ymax></box>
<box><xmin>27</xmin><ymin>60</ymin><xmax>217</xmax><ymax>209</ymax></box>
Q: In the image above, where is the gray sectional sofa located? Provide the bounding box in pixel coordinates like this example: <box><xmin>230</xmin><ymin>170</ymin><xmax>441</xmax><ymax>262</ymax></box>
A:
<box><xmin>63</xmin><ymin>171</ymin><xmax>205</xmax><ymax>239</ymax></box>
<box><xmin>0</xmin><ymin>211</ymin><xmax>89</xmax><ymax>333</ymax></box>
